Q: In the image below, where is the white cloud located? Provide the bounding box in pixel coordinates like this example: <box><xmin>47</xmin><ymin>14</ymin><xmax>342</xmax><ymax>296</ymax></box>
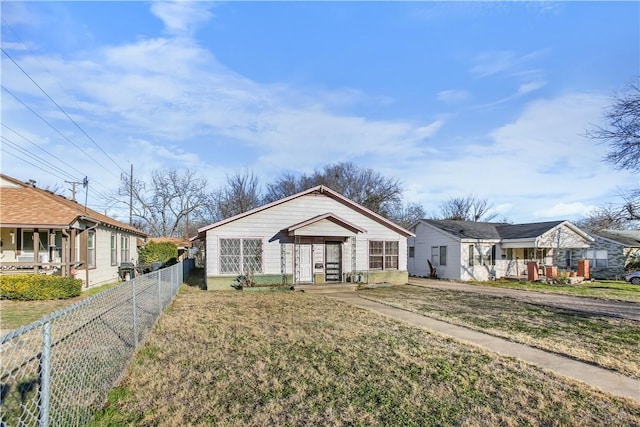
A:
<box><xmin>533</xmin><ymin>202</ymin><xmax>594</xmax><ymax>219</ymax></box>
<box><xmin>437</xmin><ymin>89</ymin><xmax>469</xmax><ymax>104</ymax></box>
<box><xmin>470</xmin><ymin>49</ymin><xmax>547</xmax><ymax>78</ymax></box>
<box><xmin>149</xmin><ymin>1</ymin><xmax>215</xmax><ymax>35</ymax></box>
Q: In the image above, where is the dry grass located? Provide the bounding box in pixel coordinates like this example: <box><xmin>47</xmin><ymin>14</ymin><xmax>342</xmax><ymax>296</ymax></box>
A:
<box><xmin>0</xmin><ymin>281</ymin><xmax>120</xmax><ymax>333</ymax></box>
<box><xmin>91</xmin><ymin>286</ymin><xmax>640</xmax><ymax>426</ymax></box>
<box><xmin>361</xmin><ymin>285</ymin><xmax>640</xmax><ymax>378</ymax></box>
<box><xmin>466</xmin><ymin>279</ymin><xmax>640</xmax><ymax>302</ymax></box>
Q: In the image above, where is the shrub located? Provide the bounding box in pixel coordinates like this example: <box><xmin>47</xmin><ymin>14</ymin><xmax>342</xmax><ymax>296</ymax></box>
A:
<box><xmin>0</xmin><ymin>274</ymin><xmax>82</xmax><ymax>301</ymax></box>
<box><xmin>139</xmin><ymin>241</ymin><xmax>178</xmax><ymax>264</ymax></box>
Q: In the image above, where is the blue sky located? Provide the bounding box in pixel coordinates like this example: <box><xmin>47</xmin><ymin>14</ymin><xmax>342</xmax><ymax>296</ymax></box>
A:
<box><xmin>1</xmin><ymin>1</ymin><xmax>638</xmax><ymax>224</ymax></box>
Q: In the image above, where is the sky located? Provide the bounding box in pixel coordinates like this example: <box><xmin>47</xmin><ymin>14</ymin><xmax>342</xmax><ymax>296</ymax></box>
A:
<box><xmin>1</xmin><ymin>0</ymin><xmax>639</xmax><ymax>226</ymax></box>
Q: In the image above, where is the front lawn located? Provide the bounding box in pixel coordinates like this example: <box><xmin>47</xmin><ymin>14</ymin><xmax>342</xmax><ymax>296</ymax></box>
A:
<box><xmin>361</xmin><ymin>285</ymin><xmax>640</xmax><ymax>378</ymax></box>
<box><xmin>468</xmin><ymin>279</ymin><xmax>640</xmax><ymax>302</ymax></box>
<box><xmin>0</xmin><ymin>281</ymin><xmax>120</xmax><ymax>333</ymax></box>
<box><xmin>91</xmin><ymin>287</ymin><xmax>640</xmax><ymax>426</ymax></box>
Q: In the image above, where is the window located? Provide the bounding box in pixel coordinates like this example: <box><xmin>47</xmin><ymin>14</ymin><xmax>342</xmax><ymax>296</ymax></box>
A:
<box><xmin>490</xmin><ymin>245</ymin><xmax>496</xmax><ymax>266</ymax></box>
<box><xmin>120</xmin><ymin>236</ymin><xmax>130</xmax><ymax>262</ymax></box>
<box><xmin>369</xmin><ymin>241</ymin><xmax>399</xmax><ymax>270</ymax></box>
<box><xmin>369</xmin><ymin>241</ymin><xmax>383</xmax><ymax>269</ymax></box>
<box><xmin>385</xmin><ymin>241</ymin><xmax>399</xmax><ymax>269</ymax></box>
<box><xmin>111</xmin><ymin>233</ymin><xmax>117</xmax><ymax>266</ymax></box>
<box><xmin>87</xmin><ymin>230</ymin><xmax>96</xmax><ymax>268</ymax></box>
<box><xmin>431</xmin><ymin>246</ymin><xmax>439</xmax><ymax>266</ymax></box>
<box><xmin>21</xmin><ymin>230</ymin><xmax>48</xmax><ymax>253</ymax></box>
<box><xmin>431</xmin><ymin>246</ymin><xmax>447</xmax><ymax>266</ymax></box>
<box><xmin>439</xmin><ymin>246</ymin><xmax>447</xmax><ymax>266</ymax></box>
<box><xmin>220</xmin><ymin>238</ymin><xmax>262</xmax><ymax>274</ymax></box>
<box><xmin>585</xmin><ymin>249</ymin><xmax>607</xmax><ymax>268</ymax></box>
<box><xmin>408</xmin><ymin>246</ymin><xmax>415</xmax><ymax>258</ymax></box>
<box><xmin>469</xmin><ymin>245</ymin><xmax>474</xmax><ymax>266</ymax></box>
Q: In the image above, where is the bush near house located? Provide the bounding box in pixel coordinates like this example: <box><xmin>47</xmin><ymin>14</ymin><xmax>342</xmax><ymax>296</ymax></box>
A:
<box><xmin>138</xmin><ymin>241</ymin><xmax>178</xmax><ymax>264</ymax></box>
<box><xmin>0</xmin><ymin>275</ymin><xmax>82</xmax><ymax>301</ymax></box>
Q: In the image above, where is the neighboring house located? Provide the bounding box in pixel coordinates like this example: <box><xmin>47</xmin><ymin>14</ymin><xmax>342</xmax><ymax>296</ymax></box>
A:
<box><xmin>565</xmin><ymin>229</ymin><xmax>640</xmax><ymax>280</ymax></box>
<box><xmin>146</xmin><ymin>237</ymin><xmax>192</xmax><ymax>262</ymax></box>
<box><xmin>192</xmin><ymin>185</ymin><xmax>414</xmax><ymax>290</ymax></box>
<box><xmin>407</xmin><ymin>219</ymin><xmax>593</xmax><ymax>281</ymax></box>
<box><xmin>0</xmin><ymin>174</ymin><xmax>147</xmax><ymax>288</ymax></box>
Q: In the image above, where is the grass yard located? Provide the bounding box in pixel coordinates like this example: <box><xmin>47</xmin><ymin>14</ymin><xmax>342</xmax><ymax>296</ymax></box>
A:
<box><xmin>91</xmin><ymin>286</ymin><xmax>640</xmax><ymax>426</ymax></box>
<box><xmin>467</xmin><ymin>279</ymin><xmax>640</xmax><ymax>302</ymax></box>
<box><xmin>361</xmin><ymin>285</ymin><xmax>640</xmax><ymax>378</ymax></box>
<box><xmin>0</xmin><ymin>281</ymin><xmax>121</xmax><ymax>333</ymax></box>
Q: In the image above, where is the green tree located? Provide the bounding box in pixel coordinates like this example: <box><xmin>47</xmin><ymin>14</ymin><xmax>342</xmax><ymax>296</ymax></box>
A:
<box><xmin>139</xmin><ymin>241</ymin><xmax>178</xmax><ymax>264</ymax></box>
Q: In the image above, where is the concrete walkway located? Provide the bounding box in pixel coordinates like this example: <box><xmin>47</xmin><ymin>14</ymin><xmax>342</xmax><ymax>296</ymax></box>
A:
<box><xmin>303</xmin><ymin>286</ymin><xmax>640</xmax><ymax>402</ymax></box>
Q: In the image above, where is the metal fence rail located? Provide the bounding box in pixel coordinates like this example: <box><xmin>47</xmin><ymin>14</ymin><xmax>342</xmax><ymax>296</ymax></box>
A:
<box><xmin>0</xmin><ymin>260</ymin><xmax>193</xmax><ymax>426</ymax></box>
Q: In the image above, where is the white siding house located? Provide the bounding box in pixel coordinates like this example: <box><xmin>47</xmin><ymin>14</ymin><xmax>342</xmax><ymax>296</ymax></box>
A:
<box><xmin>193</xmin><ymin>186</ymin><xmax>414</xmax><ymax>290</ymax></box>
<box><xmin>408</xmin><ymin>219</ymin><xmax>593</xmax><ymax>281</ymax></box>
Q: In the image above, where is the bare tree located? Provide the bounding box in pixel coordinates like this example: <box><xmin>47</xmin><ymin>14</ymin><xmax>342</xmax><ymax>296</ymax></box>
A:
<box><xmin>210</xmin><ymin>170</ymin><xmax>263</xmax><ymax>220</ymax></box>
<box><xmin>587</xmin><ymin>81</ymin><xmax>640</xmax><ymax>221</ymax></box>
<box><xmin>576</xmin><ymin>204</ymin><xmax>634</xmax><ymax>232</ymax></box>
<box><xmin>386</xmin><ymin>201</ymin><xmax>426</xmax><ymax>229</ymax></box>
<box><xmin>115</xmin><ymin>168</ymin><xmax>209</xmax><ymax>237</ymax></box>
<box><xmin>264</xmin><ymin>162</ymin><xmax>403</xmax><ymax>215</ymax></box>
<box><xmin>437</xmin><ymin>195</ymin><xmax>498</xmax><ymax>222</ymax></box>
<box><xmin>587</xmin><ymin>82</ymin><xmax>640</xmax><ymax>173</ymax></box>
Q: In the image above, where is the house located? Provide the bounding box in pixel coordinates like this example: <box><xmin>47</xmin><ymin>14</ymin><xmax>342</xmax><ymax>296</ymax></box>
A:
<box><xmin>192</xmin><ymin>185</ymin><xmax>414</xmax><ymax>290</ymax></box>
<box><xmin>407</xmin><ymin>219</ymin><xmax>593</xmax><ymax>281</ymax></box>
<box><xmin>564</xmin><ymin>229</ymin><xmax>640</xmax><ymax>280</ymax></box>
<box><xmin>0</xmin><ymin>174</ymin><xmax>147</xmax><ymax>288</ymax></box>
<box><xmin>146</xmin><ymin>237</ymin><xmax>192</xmax><ymax>262</ymax></box>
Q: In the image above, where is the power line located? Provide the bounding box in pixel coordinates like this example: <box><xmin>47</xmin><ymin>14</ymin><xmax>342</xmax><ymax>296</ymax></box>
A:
<box><xmin>2</xmin><ymin>123</ymin><xmax>86</xmax><ymax>178</ymax></box>
<box><xmin>1</xmin><ymin>85</ymin><xmax>120</xmax><ymax>179</ymax></box>
<box><xmin>1</xmin><ymin>136</ymin><xmax>80</xmax><ymax>181</ymax></box>
<box><xmin>1</xmin><ymin>122</ymin><xmax>114</xmax><ymax>194</ymax></box>
<box><xmin>1</xmin><ymin>47</ymin><xmax>125</xmax><ymax>174</ymax></box>
<box><xmin>1</xmin><ymin>146</ymin><xmax>71</xmax><ymax>182</ymax></box>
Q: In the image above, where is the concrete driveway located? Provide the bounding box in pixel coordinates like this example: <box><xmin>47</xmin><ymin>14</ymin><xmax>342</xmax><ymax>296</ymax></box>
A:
<box><xmin>408</xmin><ymin>277</ymin><xmax>640</xmax><ymax>321</ymax></box>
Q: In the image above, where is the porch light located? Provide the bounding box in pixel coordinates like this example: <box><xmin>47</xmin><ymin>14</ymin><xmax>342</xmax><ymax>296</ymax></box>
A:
<box><xmin>10</xmin><ymin>232</ymin><xmax>15</xmax><ymax>244</ymax></box>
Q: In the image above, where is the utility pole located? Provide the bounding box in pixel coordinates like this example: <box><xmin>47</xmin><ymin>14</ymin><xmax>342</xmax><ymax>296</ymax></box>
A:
<box><xmin>129</xmin><ymin>164</ymin><xmax>133</xmax><ymax>225</ymax></box>
<box><xmin>65</xmin><ymin>180</ymin><xmax>83</xmax><ymax>201</ymax></box>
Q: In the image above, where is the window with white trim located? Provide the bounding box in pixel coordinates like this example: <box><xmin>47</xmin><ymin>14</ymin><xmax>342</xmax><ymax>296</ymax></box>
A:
<box><xmin>431</xmin><ymin>246</ymin><xmax>447</xmax><ymax>266</ymax></box>
<box><xmin>369</xmin><ymin>241</ymin><xmax>399</xmax><ymax>270</ymax></box>
<box><xmin>120</xmin><ymin>235</ymin><xmax>130</xmax><ymax>262</ymax></box>
<box><xmin>111</xmin><ymin>233</ymin><xmax>117</xmax><ymax>266</ymax></box>
<box><xmin>220</xmin><ymin>238</ymin><xmax>262</xmax><ymax>274</ymax></box>
<box><xmin>408</xmin><ymin>246</ymin><xmax>415</xmax><ymax>258</ymax></box>
<box><xmin>585</xmin><ymin>249</ymin><xmax>607</xmax><ymax>268</ymax></box>
<box><xmin>87</xmin><ymin>230</ymin><xmax>96</xmax><ymax>268</ymax></box>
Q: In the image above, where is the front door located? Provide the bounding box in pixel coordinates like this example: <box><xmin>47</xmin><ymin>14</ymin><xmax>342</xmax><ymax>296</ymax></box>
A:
<box><xmin>325</xmin><ymin>242</ymin><xmax>341</xmax><ymax>282</ymax></box>
<box><xmin>299</xmin><ymin>244</ymin><xmax>313</xmax><ymax>283</ymax></box>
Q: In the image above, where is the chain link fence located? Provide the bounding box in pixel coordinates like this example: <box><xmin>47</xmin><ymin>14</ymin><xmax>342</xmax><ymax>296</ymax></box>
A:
<box><xmin>0</xmin><ymin>260</ymin><xmax>193</xmax><ymax>426</ymax></box>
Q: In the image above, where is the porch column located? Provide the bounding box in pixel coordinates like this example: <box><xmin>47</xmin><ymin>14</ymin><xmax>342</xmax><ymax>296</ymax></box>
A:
<box><xmin>33</xmin><ymin>230</ymin><xmax>39</xmax><ymax>274</ymax></box>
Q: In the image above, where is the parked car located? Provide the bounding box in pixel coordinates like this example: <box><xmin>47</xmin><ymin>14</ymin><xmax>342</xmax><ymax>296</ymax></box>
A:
<box><xmin>625</xmin><ymin>271</ymin><xmax>640</xmax><ymax>285</ymax></box>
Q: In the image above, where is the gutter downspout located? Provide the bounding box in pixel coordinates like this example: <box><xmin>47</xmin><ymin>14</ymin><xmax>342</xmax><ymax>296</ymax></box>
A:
<box><xmin>81</xmin><ymin>217</ymin><xmax>100</xmax><ymax>289</ymax></box>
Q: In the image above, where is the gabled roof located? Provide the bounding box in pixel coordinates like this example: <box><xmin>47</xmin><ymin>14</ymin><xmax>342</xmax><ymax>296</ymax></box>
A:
<box><xmin>417</xmin><ymin>219</ymin><xmax>590</xmax><ymax>241</ymax></box>
<box><xmin>0</xmin><ymin>174</ymin><xmax>146</xmax><ymax>236</ymax></box>
<box><xmin>592</xmin><ymin>229</ymin><xmax>640</xmax><ymax>247</ymax></box>
<box><xmin>495</xmin><ymin>220</ymin><xmax>565</xmax><ymax>239</ymax></box>
<box><xmin>420</xmin><ymin>219</ymin><xmax>502</xmax><ymax>239</ymax></box>
<box><xmin>194</xmin><ymin>185</ymin><xmax>413</xmax><ymax>240</ymax></box>
<box><xmin>286</xmin><ymin>212</ymin><xmax>366</xmax><ymax>235</ymax></box>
